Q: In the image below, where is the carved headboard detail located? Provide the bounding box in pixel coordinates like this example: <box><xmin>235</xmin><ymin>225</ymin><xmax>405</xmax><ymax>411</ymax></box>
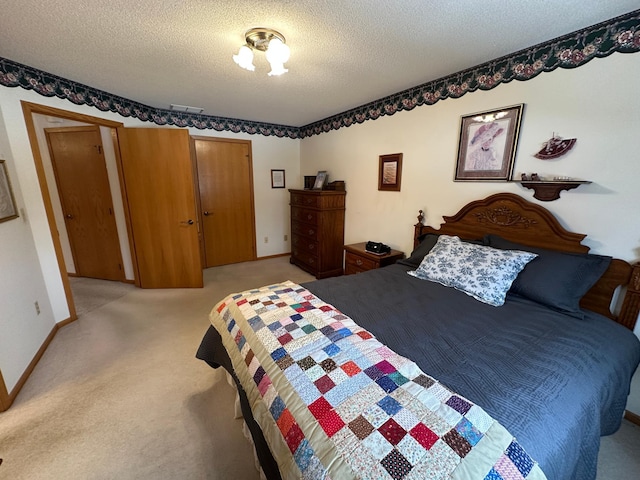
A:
<box><xmin>414</xmin><ymin>193</ymin><xmax>639</xmax><ymax>330</ymax></box>
<box><xmin>472</xmin><ymin>206</ymin><xmax>537</xmax><ymax>229</ymax></box>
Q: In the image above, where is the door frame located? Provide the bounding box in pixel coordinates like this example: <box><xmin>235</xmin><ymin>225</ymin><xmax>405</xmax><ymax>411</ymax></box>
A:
<box><xmin>191</xmin><ymin>135</ymin><xmax>257</xmax><ymax>267</ymax></box>
<box><xmin>20</xmin><ymin>101</ymin><xmax>133</xmax><ymax>323</ymax></box>
<box><xmin>0</xmin><ymin>369</ymin><xmax>9</xmax><ymax>412</ymax></box>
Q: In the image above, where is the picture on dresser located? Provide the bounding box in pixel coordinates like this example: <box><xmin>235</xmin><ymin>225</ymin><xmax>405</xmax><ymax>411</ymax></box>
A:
<box><xmin>455</xmin><ymin>104</ymin><xmax>523</xmax><ymax>181</ymax></box>
<box><xmin>312</xmin><ymin>171</ymin><xmax>328</xmax><ymax>190</ymax></box>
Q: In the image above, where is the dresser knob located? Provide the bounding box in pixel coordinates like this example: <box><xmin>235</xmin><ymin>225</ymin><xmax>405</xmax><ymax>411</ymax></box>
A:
<box><xmin>307</xmin><ymin>214</ymin><xmax>313</xmax><ymax>220</ymax></box>
<box><xmin>308</xmin><ymin>229</ymin><xmax>315</xmax><ymax>235</ymax></box>
<box><xmin>356</xmin><ymin>259</ymin><xmax>363</xmax><ymax>266</ymax></box>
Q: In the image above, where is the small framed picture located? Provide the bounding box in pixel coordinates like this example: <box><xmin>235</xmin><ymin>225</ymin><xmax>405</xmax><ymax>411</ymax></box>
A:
<box><xmin>312</xmin><ymin>171</ymin><xmax>328</xmax><ymax>190</ymax></box>
<box><xmin>271</xmin><ymin>169</ymin><xmax>285</xmax><ymax>188</ymax></box>
<box><xmin>0</xmin><ymin>159</ymin><xmax>19</xmax><ymax>223</ymax></box>
<box><xmin>454</xmin><ymin>104</ymin><xmax>524</xmax><ymax>181</ymax></box>
<box><xmin>378</xmin><ymin>153</ymin><xmax>403</xmax><ymax>192</ymax></box>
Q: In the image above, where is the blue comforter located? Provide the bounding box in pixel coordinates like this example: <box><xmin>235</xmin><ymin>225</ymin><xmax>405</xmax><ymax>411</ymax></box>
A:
<box><xmin>302</xmin><ymin>264</ymin><xmax>640</xmax><ymax>480</ymax></box>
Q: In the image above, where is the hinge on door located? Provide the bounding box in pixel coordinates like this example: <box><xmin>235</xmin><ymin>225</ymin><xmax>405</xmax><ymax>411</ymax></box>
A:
<box><xmin>118</xmin><ymin>264</ymin><xmax>122</xmax><ymax>270</ymax></box>
<box><xmin>109</xmin><ymin>207</ymin><xmax>113</xmax><ymax>215</ymax></box>
<box><xmin>95</xmin><ymin>145</ymin><xmax>103</xmax><ymax>155</ymax></box>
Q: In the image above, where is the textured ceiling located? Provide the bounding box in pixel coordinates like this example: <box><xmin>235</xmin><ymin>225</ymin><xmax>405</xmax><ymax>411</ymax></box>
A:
<box><xmin>1</xmin><ymin>1</ymin><xmax>638</xmax><ymax>126</ymax></box>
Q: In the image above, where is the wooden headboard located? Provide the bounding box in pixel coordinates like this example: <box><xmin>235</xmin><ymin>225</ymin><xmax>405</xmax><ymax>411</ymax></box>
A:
<box><xmin>414</xmin><ymin>193</ymin><xmax>640</xmax><ymax>330</ymax></box>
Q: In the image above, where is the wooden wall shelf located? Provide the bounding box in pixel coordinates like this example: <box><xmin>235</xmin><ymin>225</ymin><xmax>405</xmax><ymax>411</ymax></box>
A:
<box><xmin>514</xmin><ymin>180</ymin><xmax>591</xmax><ymax>201</ymax></box>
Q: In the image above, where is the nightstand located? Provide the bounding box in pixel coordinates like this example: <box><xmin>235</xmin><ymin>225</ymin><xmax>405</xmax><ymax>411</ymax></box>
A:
<box><xmin>344</xmin><ymin>242</ymin><xmax>405</xmax><ymax>275</ymax></box>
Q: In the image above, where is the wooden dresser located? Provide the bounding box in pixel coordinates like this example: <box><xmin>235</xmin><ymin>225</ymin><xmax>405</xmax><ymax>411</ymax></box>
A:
<box><xmin>289</xmin><ymin>189</ymin><xmax>346</xmax><ymax>279</ymax></box>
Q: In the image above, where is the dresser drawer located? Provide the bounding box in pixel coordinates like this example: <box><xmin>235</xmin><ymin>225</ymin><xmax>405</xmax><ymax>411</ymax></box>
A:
<box><xmin>291</xmin><ymin>247</ymin><xmax>319</xmax><ymax>271</ymax></box>
<box><xmin>291</xmin><ymin>221</ymin><xmax>319</xmax><ymax>240</ymax></box>
<box><xmin>345</xmin><ymin>251</ymin><xmax>377</xmax><ymax>271</ymax></box>
<box><xmin>291</xmin><ymin>206</ymin><xmax>319</xmax><ymax>225</ymax></box>
<box><xmin>344</xmin><ymin>263</ymin><xmax>368</xmax><ymax>275</ymax></box>
<box><xmin>292</xmin><ymin>234</ymin><xmax>319</xmax><ymax>254</ymax></box>
<box><xmin>291</xmin><ymin>192</ymin><xmax>321</xmax><ymax>208</ymax></box>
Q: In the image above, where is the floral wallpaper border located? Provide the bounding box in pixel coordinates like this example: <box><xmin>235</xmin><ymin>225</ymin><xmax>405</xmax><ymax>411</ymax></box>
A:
<box><xmin>299</xmin><ymin>9</ymin><xmax>640</xmax><ymax>138</ymax></box>
<box><xmin>1</xmin><ymin>10</ymin><xmax>638</xmax><ymax>140</ymax></box>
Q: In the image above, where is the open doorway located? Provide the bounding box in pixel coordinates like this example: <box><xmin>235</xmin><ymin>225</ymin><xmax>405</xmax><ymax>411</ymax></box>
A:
<box><xmin>21</xmin><ymin>102</ymin><xmax>134</xmax><ymax>322</ymax></box>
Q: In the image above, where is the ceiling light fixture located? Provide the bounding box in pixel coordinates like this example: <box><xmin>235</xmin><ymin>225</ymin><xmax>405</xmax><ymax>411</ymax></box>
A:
<box><xmin>233</xmin><ymin>28</ymin><xmax>290</xmax><ymax>76</ymax></box>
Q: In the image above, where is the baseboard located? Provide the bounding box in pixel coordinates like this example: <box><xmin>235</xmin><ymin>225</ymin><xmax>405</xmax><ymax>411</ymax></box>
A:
<box><xmin>0</xmin><ymin>322</ymin><xmax>60</xmax><ymax>412</ymax></box>
<box><xmin>257</xmin><ymin>252</ymin><xmax>291</xmax><ymax>260</ymax></box>
<box><xmin>56</xmin><ymin>316</ymin><xmax>77</xmax><ymax>328</ymax></box>
<box><xmin>624</xmin><ymin>410</ymin><xmax>640</xmax><ymax>426</ymax></box>
<box><xmin>69</xmin><ymin>272</ymin><xmax>135</xmax><ymax>285</ymax></box>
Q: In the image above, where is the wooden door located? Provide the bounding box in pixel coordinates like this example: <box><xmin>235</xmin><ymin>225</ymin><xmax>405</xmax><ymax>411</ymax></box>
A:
<box><xmin>46</xmin><ymin>126</ymin><xmax>124</xmax><ymax>281</ymax></box>
<box><xmin>117</xmin><ymin>128</ymin><xmax>202</xmax><ymax>288</ymax></box>
<box><xmin>193</xmin><ymin>137</ymin><xmax>256</xmax><ymax>267</ymax></box>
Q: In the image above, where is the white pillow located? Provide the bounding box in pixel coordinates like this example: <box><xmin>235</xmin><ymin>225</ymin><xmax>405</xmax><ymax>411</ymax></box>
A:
<box><xmin>408</xmin><ymin>235</ymin><xmax>537</xmax><ymax>306</ymax></box>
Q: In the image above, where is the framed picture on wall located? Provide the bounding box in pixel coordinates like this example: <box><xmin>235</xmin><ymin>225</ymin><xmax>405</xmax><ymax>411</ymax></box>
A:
<box><xmin>0</xmin><ymin>159</ymin><xmax>19</xmax><ymax>223</ymax></box>
<box><xmin>454</xmin><ymin>104</ymin><xmax>524</xmax><ymax>181</ymax></box>
<box><xmin>271</xmin><ymin>169</ymin><xmax>285</xmax><ymax>188</ymax></box>
<box><xmin>378</xmin><ymin>153</ymin><xmax>403</xmax><ymax>191</ymax></box>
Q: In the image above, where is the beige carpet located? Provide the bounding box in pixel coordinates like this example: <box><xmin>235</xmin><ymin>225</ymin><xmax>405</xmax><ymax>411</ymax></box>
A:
<box><xmin>68</xmin><ymin>276</ymin><xmax>137</xmax><ymax>316</ymax></box>
<box><xmin>0</xmin><ymin>257</ymin><xmax>314</xmax><ymax>480</ymax></box>
<box><xmin>0</xmin><ymin>257</ymin><xmax>638</xmax><ymax>479</ymax></box>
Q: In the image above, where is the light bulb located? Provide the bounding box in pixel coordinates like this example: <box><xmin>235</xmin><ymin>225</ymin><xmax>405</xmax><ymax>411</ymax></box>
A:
<box><xmin>233</xmin><ymin>45</ymin><xmax>255</xmax><ymax>71</ymax></box>
<box><xmin>268</xmin><ymin>62</ymin><xmax>288</xmax><ymax>76</ymax></box>
<box><xmin>265</xmin><ymin>38</ymin><xmax>290</xmax><ymax>65</ymax></box>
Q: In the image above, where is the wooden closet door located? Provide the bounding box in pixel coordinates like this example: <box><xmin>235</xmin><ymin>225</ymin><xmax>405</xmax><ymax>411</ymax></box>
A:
<box><xmin>194</xmin><ymin>137</ymin><xmax>256</xmax><ymax>267</ymax></box>
<box><xmin>46</xmin><ymin>126</ymin><xmax>124</xmax><ymax>281</ymax></box>
<box><xmin>117</xmin><ymin>128</ymin><xmax>202</xmax><ymax>288</ymax></box>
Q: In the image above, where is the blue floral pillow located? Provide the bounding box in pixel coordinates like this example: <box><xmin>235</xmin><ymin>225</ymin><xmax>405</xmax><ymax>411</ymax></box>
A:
<box><xmin>408</xmin><ymin>235</ymin><xmax>537</xmax><ymax>307</ymax></box>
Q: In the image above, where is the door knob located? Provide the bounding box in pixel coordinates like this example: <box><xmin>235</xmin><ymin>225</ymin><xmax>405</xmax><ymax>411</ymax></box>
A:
<box><xmin>203</xmin><ymin>211</ymin><xmax>211</xmax><ymax>216</ymax></box>
<box><xmin>65</xmin><ymin>214</ymin><xmax>74</xmax><ymax>219</ymax></box>
<box><xmin>181</xmin><ymin>219</ymin><xmax>194</xmax><ymax>225</ymax></box>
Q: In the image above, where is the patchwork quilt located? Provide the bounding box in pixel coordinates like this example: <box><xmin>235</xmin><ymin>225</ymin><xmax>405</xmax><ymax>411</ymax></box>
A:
<box><xmin>210</xmin><ymin>281</ymin><xmax>547</xmax><ymax>480</ymax></box>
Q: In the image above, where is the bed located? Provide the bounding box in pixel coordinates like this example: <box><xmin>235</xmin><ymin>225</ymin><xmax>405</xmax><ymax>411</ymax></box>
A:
<box><xmin>196</xmin><ymin>193</ymin><xmax>640</xmax><ymax>480</ymax></box>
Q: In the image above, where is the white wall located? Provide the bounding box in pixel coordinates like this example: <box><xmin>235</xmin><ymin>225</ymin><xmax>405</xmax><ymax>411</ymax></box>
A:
<box><xmin>300</xmin><ymin>51</ymin><xmax>640</xmax><ymax>412</ymax></box>
<box><xmin>0</xmin><ymin>87</ymin><xmax>299</xmax><ymax>393</ymax></box>
<box><xmin>301</xmin><ymin>52</ymin><xmax>640</xmax><ymax>265</ymax></box>
<box><xmin>0</xmin><ymin>102</ymin><xmax>56</xmax><ymax>392</ymax></box>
